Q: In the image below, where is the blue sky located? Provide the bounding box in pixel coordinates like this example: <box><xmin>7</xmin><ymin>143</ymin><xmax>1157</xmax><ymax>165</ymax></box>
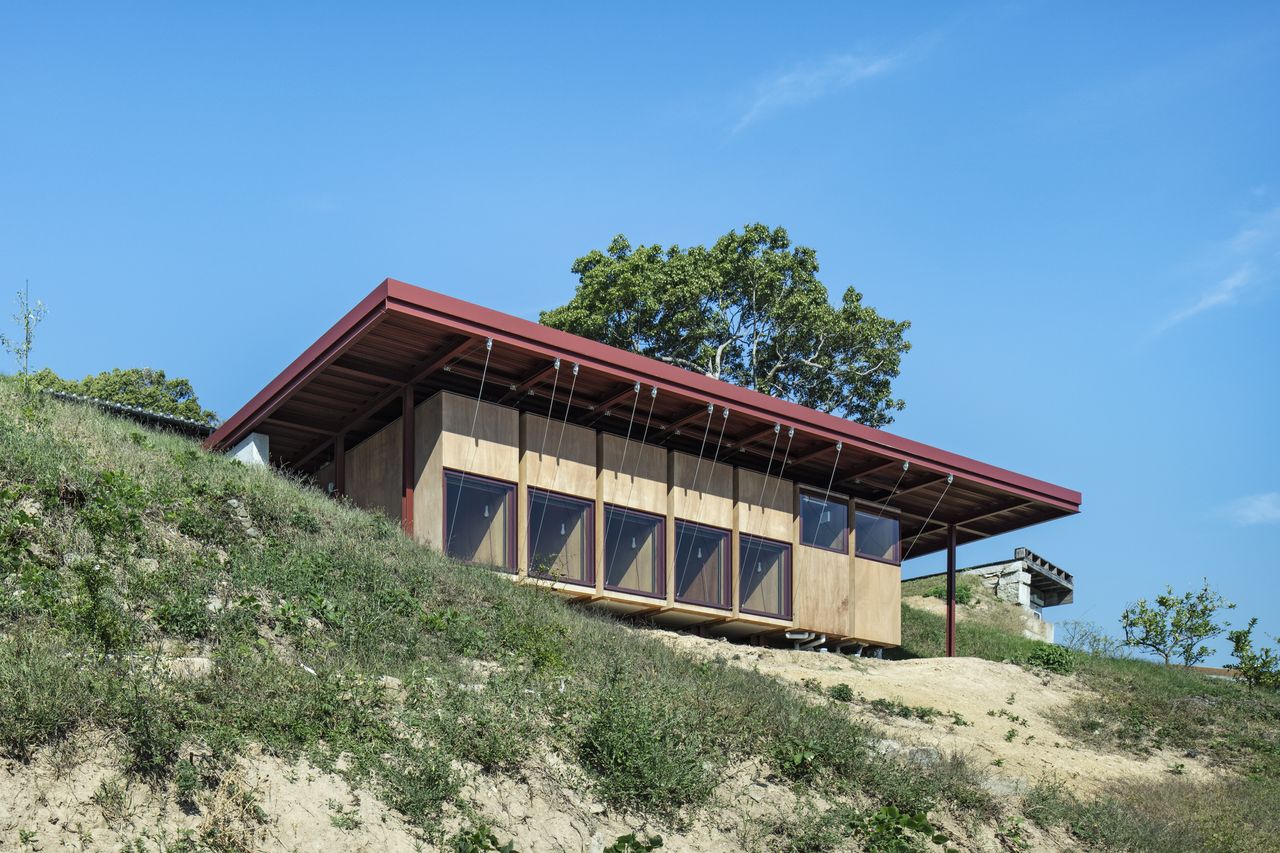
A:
<box><xmin>2</xmin><ymin>2</ymin><xmax>1277</xmax><ymax>663</ymax></box>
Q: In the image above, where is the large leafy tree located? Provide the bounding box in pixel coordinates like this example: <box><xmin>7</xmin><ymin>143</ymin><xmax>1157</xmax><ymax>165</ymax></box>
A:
<box><xmin>33</xmin><ymin>367</ymin><xmax>218</xmax><ymax>426</ymax></box>
<box><xmin>540</xmin><ymin>224</ymin><xmax>911</xmax><ymax>426</ymax></box>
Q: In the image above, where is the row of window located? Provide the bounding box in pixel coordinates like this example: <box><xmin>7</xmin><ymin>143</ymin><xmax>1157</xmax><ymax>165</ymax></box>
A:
<box><xmin>440</xmin><ymin>473</ymin><xmax>902</xmax><ymax>618</ymax></box>
<box><xmin>443</xmin><ymin>470</ymin><xmax>791</xmax><ymax>618</ymax></box>
<box><xmin>798</xmin><ymin>492</ymin><xmax>901</xmax><ymax>564</ymax></box>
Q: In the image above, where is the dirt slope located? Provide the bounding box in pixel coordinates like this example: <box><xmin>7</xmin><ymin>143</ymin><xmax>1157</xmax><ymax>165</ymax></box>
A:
<box><xmin>656</xmin><ymin>630</ymin><xmax>1218</xmax><ymax>796</ymax></box>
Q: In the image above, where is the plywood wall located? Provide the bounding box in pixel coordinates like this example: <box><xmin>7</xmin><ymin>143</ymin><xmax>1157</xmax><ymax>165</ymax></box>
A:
<box><xmin>599</xmin><ymin>433</ymin><xmax>667</xmax><ymax>515</ymax></box>
<box><xmin>736</xmin><ymin>468</ymin><xmax>793</xmax><ymax>542</ymax></box>
<box><xmin>438</xmin><ymin>392</ymin><xmax>519</xmax><ymax>481</ymax></box>
<box><xmin>670</xmin><ymin>452</ymin><xmax>733</xmax><ymax>528</ymax></box>
<box><xmin>345</xmin><ymin>419</ymin><xmax>401</xmax><ymax>521</ymax></box>
<box><xmin>850</xmin><ymin>557</ymin><xmax>902</xmax><ymax>646</ymax></box>
<box><xmin>522</xmin><ymin>413</ymin><xmax>596</xmax><ymax>497</ymax></box>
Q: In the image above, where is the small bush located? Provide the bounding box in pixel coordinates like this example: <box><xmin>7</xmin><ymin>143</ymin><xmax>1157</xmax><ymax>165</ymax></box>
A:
<box><xmin>923</xmin><ymin>583</ymin><xmax>973</xmax><ymax>605</ymax></box>
<box><xmin>828</xmin><ymin>683</ymin><xmax>855</xmax><ymax>703</ymax></box>
<box><xmin>1022</xmin><ymin>643</ymin><xmax>1074</xmax><ymax>674</ymax></box>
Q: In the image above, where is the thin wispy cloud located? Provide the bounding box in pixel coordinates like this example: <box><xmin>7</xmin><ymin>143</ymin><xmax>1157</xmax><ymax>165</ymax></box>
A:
<box><xmin>1221</xmin><ymin>492</ymin><xmax>1280</xmax><ymax>526</ymax></box>
<box><xmin>1157</xmin><ymin>205</ymin><xmax>1280</xmax><ymax>333</ymax></box>
<box><xmin>733</xmin><ymin>37</ymin><xmax>936</xmax><ymax>133</ymax></box>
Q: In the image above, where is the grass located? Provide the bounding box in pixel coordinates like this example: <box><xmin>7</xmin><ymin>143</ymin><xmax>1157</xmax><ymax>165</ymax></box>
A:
<box><xmin>897</xmin><ymin>583</ymin><xmax>1280</xmax><ymax>851</ymax></box>
<box><xmin>0</xmin><ymin>381</ymin><xmax>992</xmax><ymax>848</ymax></box>
<box><xmin>6</xmin><ymin>380</ymin><xmax>1278</xmax><ymax>850</ymax></box>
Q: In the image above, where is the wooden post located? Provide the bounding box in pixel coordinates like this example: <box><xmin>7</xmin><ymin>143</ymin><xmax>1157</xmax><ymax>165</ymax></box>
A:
<box><xmin>401</xmin><ymin>388</ymin><xmax>415</xmax><ymax>537</ymax></box>
<box><xmin>946</xmin><ymin>523</ymin><xmax>957</xmax><ymax>657</ymax></box>
<box><xmin>333</xmin><ymin>432</ymin><xmax>346</xmax><ymax>498</ymax></box>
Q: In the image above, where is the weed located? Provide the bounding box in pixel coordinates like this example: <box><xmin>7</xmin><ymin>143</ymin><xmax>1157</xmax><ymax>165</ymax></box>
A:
<box><xmin>828</xmin><ymin>683</ymin><xmax>855</xmax><ymax>702</ymax></box>
<box><xmin>604</xmin><ymin>833</ymin><xmax>664</xmax><ymax>852</ymax></box>
<box><xmin>579</xmin><ymin>675</ymin><xmax>715</xmax><ymax>814</ymax></box>
<box><xmin>1003</xmin><ymin>729</ymin><xmax>1017</xmax><ymax>743</ymax></box>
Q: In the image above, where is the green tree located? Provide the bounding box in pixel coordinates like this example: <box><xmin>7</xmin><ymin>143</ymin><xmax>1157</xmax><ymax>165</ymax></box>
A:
<box><xmin>1120</xmin><ymin>580</ymin><xmax>1235</xmax><ymax>666</ymax></box>
<box><xmin>540</xmin><ymin>224</ymin><xmax>911</xmax><ymax>427</ymax></box>
<box><xmin>1228</xmin><ymin>618</ymin><xmax>1280</xmax><ymax>691</ymax></box>
<box><xmin>33</xmin><ymin>367</ymin><xmax>218</xmax><ymax>426</ymax></box>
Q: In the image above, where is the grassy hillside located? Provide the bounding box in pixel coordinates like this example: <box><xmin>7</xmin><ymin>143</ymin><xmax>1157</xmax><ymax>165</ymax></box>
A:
<box><xmin>2</xmin><ymin>380</ymin><xmax>1277</xmax><ymax>851</ymax></box>
<box><xmin>897</xmin><ymin>581</ymin><xmax>1280</xmax><ymax>851</ymax></box>
<box><xmin>0</xmin><ymin>382</ymin><xmax>992</xmax><ymax>851</ymax></box>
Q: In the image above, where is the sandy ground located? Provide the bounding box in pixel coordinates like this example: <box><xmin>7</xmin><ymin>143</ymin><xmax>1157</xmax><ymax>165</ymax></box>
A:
<box><xmin>0</xmin><ymin>734</ymin><xmax>803</xmax><ymax>852</ymax></box>
<box><xmin>656</xmin><ymin>628</ymin><xmax>1219</xmax><ymax>797</ymax></box>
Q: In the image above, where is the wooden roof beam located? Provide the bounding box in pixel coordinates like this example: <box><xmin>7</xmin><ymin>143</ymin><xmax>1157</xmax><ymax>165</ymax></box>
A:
<box><xmin>294</xmin><ymin>334</ymin><xmax>478</xmax><ymax>468</ymax></box>
<box><xmin>497</xmin><ymin>359</ymin><xmax>563</xmax><ymax>405</ymax></box>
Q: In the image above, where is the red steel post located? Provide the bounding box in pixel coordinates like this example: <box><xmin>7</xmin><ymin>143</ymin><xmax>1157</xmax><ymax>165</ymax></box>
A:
<box><xmin>946</xmin><ymin>523</ymin><xmax>957</xmax><ymax>657</ymax></box>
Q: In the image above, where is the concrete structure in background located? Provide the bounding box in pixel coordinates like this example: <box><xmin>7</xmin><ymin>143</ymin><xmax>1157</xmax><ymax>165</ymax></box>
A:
<box><xmin>204</xmin><ymin>279</ymin><xmax>1081</xmax><ymax>652</ymax></box>
<box><xmin>966</xmin><ymin>548</ymin><xmax>1073</xmax><ymax>642</ymax></box>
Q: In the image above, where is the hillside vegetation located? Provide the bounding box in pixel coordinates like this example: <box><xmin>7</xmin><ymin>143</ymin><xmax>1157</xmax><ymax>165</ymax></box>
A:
<box><xmin>1</xmin><ymin>380</ymin><xmax>1277</xmax><ymax>851</ymax></box>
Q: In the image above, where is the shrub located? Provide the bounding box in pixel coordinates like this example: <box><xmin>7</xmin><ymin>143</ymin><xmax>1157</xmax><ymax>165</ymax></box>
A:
<box><xmin>1022</xmin><ymin>643</ymin><xmax>1074</xmax><ymax>674</ymax></box>
<box><xmin>923</xmin><ymin>583</ymin><xmax>973</xmax><ymax>605</ymax></box>
<box><xmin>578</xmin><ymin>677</ymin><xmax>716</xmax><ymax>815</ymax></box>
<box><xmin>828</xmin><ymin>683</ymin><xmax>855</xmax><ymax>702</ymax></box>
<box><xmin>1228</xmin><ymin>618</ymin><xmax>1280</xmax><ymax>691</ymax></box>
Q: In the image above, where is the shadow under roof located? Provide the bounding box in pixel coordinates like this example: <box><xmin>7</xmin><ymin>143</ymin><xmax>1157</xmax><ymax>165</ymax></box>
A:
<box><xmin>206</xmin><ymin>279</ymin><xmax>1082</xmax><ymax>560</ymax></box>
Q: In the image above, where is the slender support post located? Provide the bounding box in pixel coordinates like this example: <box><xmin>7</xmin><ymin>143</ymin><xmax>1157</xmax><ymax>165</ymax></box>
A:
<box><xmin>333</xmin><ymin>432</ymin><xmax>346</xmax><ymax>498</ymax></box>
<box><xmin>946</xmin><ymin>523</ymin><xmax>957</xmax><ymax>657</ymax></box>
<box><xmin>401</xmin><ymin>388</ymin><xmax>415</xmax><ymax>537</ymax></box>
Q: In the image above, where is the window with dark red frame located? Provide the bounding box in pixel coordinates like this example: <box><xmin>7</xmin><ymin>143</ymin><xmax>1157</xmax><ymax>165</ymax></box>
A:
<box><xmin>674</xmin><ymin>521</ymin><xmax>730</xmax><ymax>609</ymax></box>
<box><xmin>854</xmin><ymin>510</ymin><xmax>901</xmax><ymax>565</ymax></box>
<box><xmin>603</xmin><ymin>505</ymin><xmax>664</xmax><ymax>598</ymax></box>
<box><xmin>738</xmin><ymin>534</ymin><xmax>791</xmax><ymax>619</ymax></box>
<box><xmin>528</xmin><ymin>489</ymin><xmax>594</xmax><ymax>586</ymax></box>
<box><xmin>799</xmin><ymin>491</ymin><xmax>848</xmax><ymax>553</ymax></box>
<box><xmin>443</xmin><ymin>470</ymin><xmax>516</xmax><ymax>571</ymax></box>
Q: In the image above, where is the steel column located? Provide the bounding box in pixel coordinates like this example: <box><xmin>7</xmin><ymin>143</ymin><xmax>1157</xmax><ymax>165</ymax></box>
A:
<box><xmin>401</xmin><ymin>389</ymin><xmax>414</xmax><ymax>537</ymax></box>
<box><xmin>946</xmin><ymin>523</ymin><xmax>957</xmax><ymax>657</ymax></box>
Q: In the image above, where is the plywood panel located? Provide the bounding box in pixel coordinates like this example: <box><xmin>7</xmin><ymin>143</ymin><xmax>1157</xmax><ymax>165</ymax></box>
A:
<box><xmin>850</xmin><ymin>557</ymin><xmax>902</xmax><ymax>646</ymax></box>
<box><xmin>413</xmin><ymin>394</ymin><xmax>444</xmax><ymax>550</ymax></box>
<box><xmin>792</xmin><ymin>544</ymin><xmax>851</xmax><ymax>636</ymax></box>
<box><xmin>438</xmin><ymin>391</ymin><xmax>519</xmax><ymax>481</ymax></box>
<box><xmin>521</xmin><ymin>413</ymin><xmax>596</xmax><ymax>498</ymax></box>
<box><xmin>670</xmin><ymin>452</ymin><xmax>733</xmax><ymax>527</ymax></box>
<box><xmin>736</xmin><ymin>469</ymin><xmax>793</xmax><ymax>542</ymax></box>
<box><xmin>313</xmin><ymin>462</ymin><xmax>335</xmax><ymax>495</ymax></box>
<box><xmin>599</xmin><ymin>433</ymin><xmax>667</xmax><ymax>515</ymax></box>
<box><xmin>346</xmin><ymin>418</ymin><xmax>401</xmax><ymax>521</ymax></box>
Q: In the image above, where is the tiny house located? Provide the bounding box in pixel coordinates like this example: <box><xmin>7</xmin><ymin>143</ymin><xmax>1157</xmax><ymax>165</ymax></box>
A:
<box><xmin>210</xmin><ymin>280</ymin><xmax>1081</xmax><ymax>652</ymax></box>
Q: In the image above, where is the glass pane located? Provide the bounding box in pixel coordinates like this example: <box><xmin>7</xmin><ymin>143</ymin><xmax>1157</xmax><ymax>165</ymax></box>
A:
<box><xmin>674</xmin><ymin>522</ymin><xmax>729</xmax><ymax>609</ymax></box>
<box><xmin>529</xmin><ymin>490</ymin><xmax>593</xmax><ymax>585</ymax></box>
<box><xmin>855</xmin><ymin>511</ymin><xmax>900</xmax><ymax>563</ymax></box>
<box><xmin>444</xmin><ymin>471</ymin><xmax>513</xmax><ymax>569</ymax></box>
<box><xmin>739</xmin><ymin>535</ymin><xmax>790</xmax><ymax>618</ymax></box>
<box><xmin>799</xmin><ymin>492</ymin><xmax>848</xmax><ymax>552</ymax></box>
<box><xmin>604</xmin><ymin>506</ymin><xmax>663</xmax><ymax>597</ymax></box>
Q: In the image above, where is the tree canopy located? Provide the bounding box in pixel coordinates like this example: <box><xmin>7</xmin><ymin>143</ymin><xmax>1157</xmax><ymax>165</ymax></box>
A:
<box><xmin>539</xmin><ymin>224</ymin><xmax>911</xmax><ymax>427</ymax></box>
<box><xmin>1120</xmin><ymin>580</ymin><xmax>1235</xmax><ymax>667</ymax></box>
<box><xmin>33</xmin><ymin>367</ymin><xmax>218</xmax><ymax>426</ymax></box>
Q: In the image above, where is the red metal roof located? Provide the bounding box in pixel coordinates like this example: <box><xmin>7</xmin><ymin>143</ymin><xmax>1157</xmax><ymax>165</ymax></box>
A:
<box><xmin>206</xmin><ymin>278</ymin><xmax>1081</xmax><ymax>558</ymax></box>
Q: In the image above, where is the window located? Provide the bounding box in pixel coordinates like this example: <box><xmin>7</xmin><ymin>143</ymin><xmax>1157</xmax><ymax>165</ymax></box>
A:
<box><xmin>855</xmin><ymin>510</ymin><xmax>900</xmax><ymax>564</ymax></box>
<box><xmin>444</xmin><ymin>471</ymin><xmax>515</xmax><ymax>570</ymax></box>
<box><xmin>603</xmin><ymin>506</ymin><xmax>664</xmax><ymax>597</ymax></box>
<box><xmin>528</xmin><ymin>489</ymin><xmax>594</xmax><ymax>586</ymax></box>
<box><xmin>739</xmin><ymin>535</ymin><xmax>791</xmax><ymax>619</ymax></box>
<box><xmin>799</xmin><ymin>491</ymin><xmax>848</xmax><ymax>552</ymax></box>
<box><xmin>674</xmin><ymin>521</ymin><xmax>730</xmax><ymax>609</ymax></box>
